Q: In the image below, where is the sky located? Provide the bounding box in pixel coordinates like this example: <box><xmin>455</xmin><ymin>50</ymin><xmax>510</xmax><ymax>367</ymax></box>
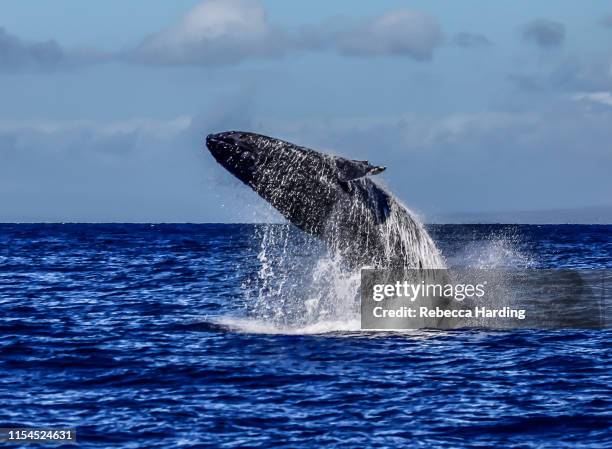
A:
<box><xmin>1</xmin><ymin>0</ymin><xmax>611</xmax><ymax>223</ymax></box>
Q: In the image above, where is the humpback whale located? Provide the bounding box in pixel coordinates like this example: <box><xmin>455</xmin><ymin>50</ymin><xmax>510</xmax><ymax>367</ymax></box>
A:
<box><xmin>206</xmin><ymin>131</ymin><xmax>444</xmax><ymax>269</ymax></box>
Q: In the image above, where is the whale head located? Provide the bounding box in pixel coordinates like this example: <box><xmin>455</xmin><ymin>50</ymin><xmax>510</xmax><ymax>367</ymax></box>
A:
<box><xmin>206</xmin><ymin>131</ymin><xmax>385</xmax><ymax>185</ymax></box>
<box><xmin>206</xmin><ymin>131</ymin><xmax>269</xmax><ymax>185</ymax></box>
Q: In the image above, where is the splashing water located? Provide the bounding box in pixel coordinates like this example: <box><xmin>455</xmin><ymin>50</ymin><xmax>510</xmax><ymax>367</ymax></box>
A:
<box><xmin>242</xmin><ymin>223</ymin><xmax>360</xmax><ymax>329</ymax></box>
<box><xmin>379</xmin><ymin>198</ymin><xmax>446</xmax><ymax>269</ymax></box>
<box><xmin>234</xmin><ymin>188</ymin><xmax>448</xmax><ymax>332</ymax></box>
<box><xmin>447</xmin><ymin>228</ymin><xmax>536</xmax><ymax>269</ymax></box>
<box><xmin>219</xmin><ymin>221</ymin><xmax>547</xmax><ymax>334</ymax></box>
<box><xmin>227</xmin><ymin>223</ymin><xmax>543</xmax><ymax>334</ymax></box>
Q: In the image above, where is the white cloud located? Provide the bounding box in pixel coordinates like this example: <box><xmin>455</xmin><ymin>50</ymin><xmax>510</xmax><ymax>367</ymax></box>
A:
<box><xmin>134</xmin><ymin>0</ymin><xmax>289</xmax><ymax>66</ymax></box>
<box><xmin>335</xmin><ymin>10</ymin><xmax>442</xmax><ymax>60</ymax></box>
<box><xmin>572</xmin><ymin>91</ymin><xmax>612</xmax><ymax>107</ymax></box>
<box><xmin>133</xmin><ymin>1</ymin><xmax>444</xmax><ymax>65</ymax></box>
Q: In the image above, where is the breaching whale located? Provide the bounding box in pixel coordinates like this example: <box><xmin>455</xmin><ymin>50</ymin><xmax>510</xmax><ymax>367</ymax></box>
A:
<box><xmin>206</xmin><ymin>131</ymin><xmax>444</xmax><ymax>269</ymax></box>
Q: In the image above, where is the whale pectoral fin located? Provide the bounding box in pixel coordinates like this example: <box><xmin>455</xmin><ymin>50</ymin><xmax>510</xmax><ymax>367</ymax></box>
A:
<box><xmin>335</xmin><ymin>158</ymin><xmax>386</xmax><ymax>182</ymax></box>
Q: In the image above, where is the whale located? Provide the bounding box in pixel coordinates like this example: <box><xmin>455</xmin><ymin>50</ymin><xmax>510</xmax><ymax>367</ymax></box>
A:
<box><xmin>206</xmin><ymin>131</ymin><xmax>444</xmax><ymax>269</ymax></box>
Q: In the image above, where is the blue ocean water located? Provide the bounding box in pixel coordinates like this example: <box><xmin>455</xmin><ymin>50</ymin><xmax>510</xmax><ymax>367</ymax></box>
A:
<box><xmin>0</xmin><ymin>224</ymin><xmax>610</xmax><ymax>448</ymax></box>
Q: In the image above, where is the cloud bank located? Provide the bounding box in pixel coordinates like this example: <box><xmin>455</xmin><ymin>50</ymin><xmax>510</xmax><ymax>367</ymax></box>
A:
<box><xmin>2</xmin><ymin>93</ymin><xmax>612</xmax><ymax>222</ymax></box>
<box><xmin>133</xmin><ymin>0</ymin><xmax>443</xmax><ymax>65</ymax></box>
<box><xmin>0</xmin><ymin>0</ymin><xmax>504</xmax><ymax>70</ymax></box>
<box><xmin>0</xmin><ymin>117</ymin><xmax>218</xmax><ymax>222</ymax></box>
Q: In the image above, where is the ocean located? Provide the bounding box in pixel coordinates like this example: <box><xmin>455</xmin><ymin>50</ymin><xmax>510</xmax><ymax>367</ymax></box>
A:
<box><xmin>0</xmin><ymin>223</ymin><xmax>610</xmax><ymax>448</ymax></box>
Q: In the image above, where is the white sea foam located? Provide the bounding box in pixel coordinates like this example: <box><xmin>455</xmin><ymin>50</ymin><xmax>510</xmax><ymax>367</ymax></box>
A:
<box><xmin>212</xmin><ymin>316</ymin><xmax>361</xmax><ymax>335</ymax></box>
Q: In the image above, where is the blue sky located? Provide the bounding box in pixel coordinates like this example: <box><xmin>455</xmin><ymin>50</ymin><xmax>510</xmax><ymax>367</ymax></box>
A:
<box><xmin>1</xmin><ymin>0</ymin><xmax>611</xmax><ymax>222</ymax></box>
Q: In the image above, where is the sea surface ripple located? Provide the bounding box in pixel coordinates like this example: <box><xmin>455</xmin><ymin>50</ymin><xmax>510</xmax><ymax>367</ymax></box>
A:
<box><xmin>0</xmin><ymin>224</ymin><xmax>610</xmax><ymax>448</ymax></box>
